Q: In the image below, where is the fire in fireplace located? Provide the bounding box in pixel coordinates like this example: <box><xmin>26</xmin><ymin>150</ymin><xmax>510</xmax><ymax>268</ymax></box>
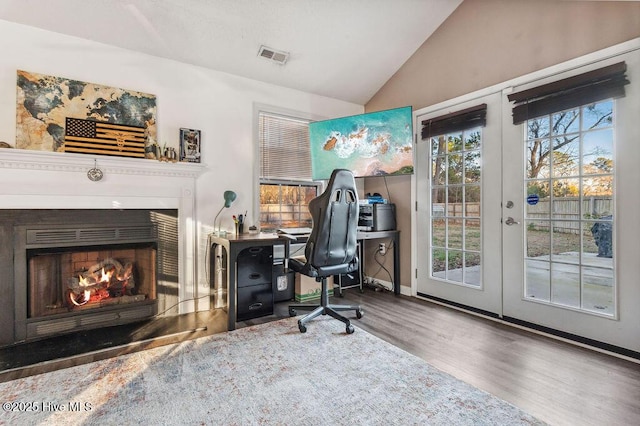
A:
<box><xmin>28</xmin><ymin>242</ymin><xmax>157</xmax><ymax>319</ymax></box>
<box><xmin>13</xmin><ymin>222</ymin><xmax>160</xmax><ymax>342</ymax></box>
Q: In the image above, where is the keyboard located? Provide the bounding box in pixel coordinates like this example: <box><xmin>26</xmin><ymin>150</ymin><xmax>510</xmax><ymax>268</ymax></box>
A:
<box><xmin>277</xmin><ymin>227</ymin><xmax>312</xmax><ymax>235</ymax></box>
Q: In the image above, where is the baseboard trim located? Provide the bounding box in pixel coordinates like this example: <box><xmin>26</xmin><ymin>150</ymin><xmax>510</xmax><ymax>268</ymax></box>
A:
<box><xmin>416</xmin><ymin>292</ymin><xmax>640</xmax><ymax>363</ymax></box>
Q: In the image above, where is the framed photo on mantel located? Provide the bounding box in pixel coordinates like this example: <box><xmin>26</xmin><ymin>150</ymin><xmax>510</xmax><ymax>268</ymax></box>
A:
<box><xmin>179</xmin><ymin>128</ymin><xmax>201</xmax><ymax>163</ymax></box>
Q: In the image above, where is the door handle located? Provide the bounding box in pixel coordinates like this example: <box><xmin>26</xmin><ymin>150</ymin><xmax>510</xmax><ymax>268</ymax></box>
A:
<box><xmin>505</xmin><ymin>217</ymin><xmax>520</xmax><ymax>226</ymax></box>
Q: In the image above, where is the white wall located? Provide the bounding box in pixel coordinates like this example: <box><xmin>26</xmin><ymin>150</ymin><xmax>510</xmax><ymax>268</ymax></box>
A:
<box><xmin>0</xmin><ymin>20</ymin><xmax>363</xmax><ymax>307</ymax></box>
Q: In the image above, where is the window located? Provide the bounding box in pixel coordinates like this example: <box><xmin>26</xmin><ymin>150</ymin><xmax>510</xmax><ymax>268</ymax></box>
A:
<box><xmin>258</xmin><ymin>111</ymin><xmax>321</xmax><ymax>230</ymax></box>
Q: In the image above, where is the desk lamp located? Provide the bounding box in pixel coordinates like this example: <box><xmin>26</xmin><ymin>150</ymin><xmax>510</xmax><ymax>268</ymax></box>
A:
<box><xmin>214</xmin><ymin>190</ymin><xmax>237</xmax><ymax>235</ymax></box>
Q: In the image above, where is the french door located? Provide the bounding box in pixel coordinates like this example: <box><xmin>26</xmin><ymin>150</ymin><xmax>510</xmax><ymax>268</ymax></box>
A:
<box><xmin>416</xmin><ymin>45</ymin><xmax>640</xmax><ymax>353</ymax></box>
<box><xmin>502</xmin><ymin>52</ymin><xmax>640</xmax><ymax>352</ymax></box>
<box><xmin>416</xmin><ymin>92</ymin><xmax>503</xmax><ymax>315</ymax></box>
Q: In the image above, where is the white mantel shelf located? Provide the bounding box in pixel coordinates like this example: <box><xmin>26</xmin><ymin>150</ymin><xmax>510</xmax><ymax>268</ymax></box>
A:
<box><xmin>0</xmin><ymin>148</ymin><xmax>207</xmax><ymax>178</ymax></box>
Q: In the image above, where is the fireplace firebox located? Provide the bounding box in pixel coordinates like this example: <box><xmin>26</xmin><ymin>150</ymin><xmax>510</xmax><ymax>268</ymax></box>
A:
<box><xmin>14</xmin><ymin>223</ymin><xmax>159</xmax><ymax>341</ymax></box>
<box><xmin>27</xmin><ymin>242</ymin><xmax>157</xmax><ymax>318</ymax></box>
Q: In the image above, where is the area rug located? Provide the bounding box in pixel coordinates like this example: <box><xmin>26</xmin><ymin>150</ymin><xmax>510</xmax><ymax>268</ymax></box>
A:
<box><xmin>0</xmin><ymin>317</ymin><xmax>545</xmax><ymax>425</ymax></box>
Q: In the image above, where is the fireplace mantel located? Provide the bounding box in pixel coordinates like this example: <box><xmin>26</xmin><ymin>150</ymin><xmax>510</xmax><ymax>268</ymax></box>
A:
<box><xmin>0</xmin><ymin>148</ymin><xmax>206</xmax><ymax>178</ymax></box>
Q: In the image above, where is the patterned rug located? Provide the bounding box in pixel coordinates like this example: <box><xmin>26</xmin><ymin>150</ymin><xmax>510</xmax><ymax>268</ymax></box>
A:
<box><xmin>0</xmin><ymin>317</ymin><xmax>545</xmax><ymax>425</ymax></box>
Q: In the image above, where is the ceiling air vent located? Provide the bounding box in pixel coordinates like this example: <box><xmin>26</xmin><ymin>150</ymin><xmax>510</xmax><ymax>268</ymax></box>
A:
<box><xmin>258</xmin><ymin>45</ymin><xmax>289</xmax><ymax>65</ymax></box>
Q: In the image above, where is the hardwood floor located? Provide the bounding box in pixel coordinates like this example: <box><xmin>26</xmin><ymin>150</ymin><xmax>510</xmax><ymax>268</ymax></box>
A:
<box><xmin>2</xmin><ymin>287</ymin><xmax>638</xmax><ymax>425</ymax></box>
<box><xmin>307</xmin><ymin>289</ymin><xmax>640</xmax><ymax>426</ymax></box>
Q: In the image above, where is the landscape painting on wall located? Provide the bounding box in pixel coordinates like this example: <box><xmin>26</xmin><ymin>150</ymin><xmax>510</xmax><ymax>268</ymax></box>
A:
<box><xmin>15</xmin><ymin>70</ymin><xmax>157</xmax><ymax>154</ymax></box>
<box><xmin>309</xmin><ymin>106</ymin><xmax>414</xmax><ymax>180</ymax></box>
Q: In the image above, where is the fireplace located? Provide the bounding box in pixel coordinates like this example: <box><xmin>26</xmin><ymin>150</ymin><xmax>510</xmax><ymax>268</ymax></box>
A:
<box><xmin>0</xmin><ymin>149</ymin><xmax>204</xmax><ymax>347</ymax></box>
<box><xmin>13</xmin><ymin>221</ymin><xmax>162</xmax><ymax>342</ymax></box>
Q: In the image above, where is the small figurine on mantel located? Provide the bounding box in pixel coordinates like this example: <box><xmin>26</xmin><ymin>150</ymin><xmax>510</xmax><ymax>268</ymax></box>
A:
<box><xmin>146</xmin><ymin>142</ymin><xmax>178</xmax><ymax>162</ymax></box>
<box><xmin>162</xmin><ymin>147</ymin><xmax>178</xmax><ymax>162</ymax></box>
<box><xmin>145</xmin><ymin>142</ymin><xmax>162</xmax><ymax>160</ymax></box>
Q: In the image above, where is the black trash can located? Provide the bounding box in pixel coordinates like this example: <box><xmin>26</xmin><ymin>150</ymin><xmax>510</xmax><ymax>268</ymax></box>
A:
<box><xmin>590</xmin><ymin>215</ymin><xmax>613</xmax><ymax>258</ymax></box>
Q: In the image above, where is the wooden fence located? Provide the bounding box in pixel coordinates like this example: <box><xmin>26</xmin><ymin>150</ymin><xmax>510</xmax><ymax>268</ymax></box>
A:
<box><xmin>433</xmin><ymin>197</ymin><xmax>612</xmax><ymax>234</ymax></box>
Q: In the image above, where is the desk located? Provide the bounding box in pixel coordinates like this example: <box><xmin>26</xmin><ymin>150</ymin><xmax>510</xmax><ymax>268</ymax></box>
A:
<box><xmin>211</xmin><ymin>230</ymin><xmax>400</xmax><ymax>331</ymax></box>
<box><xmin>357</xmin><ymin>230</ymin><xmax>401</xmax><ymax>295</ymax></box>
<box><xmin>210</xmin><ymin>233</ymin><xmax>282</xmax><ymax>331</ymax></box>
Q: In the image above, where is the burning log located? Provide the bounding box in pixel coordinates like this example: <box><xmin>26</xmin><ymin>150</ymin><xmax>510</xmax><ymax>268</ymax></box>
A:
<box><xmin>67</xmin><ymin>258</ymin><xmax>136</xmax><ymax>307</ymax></box>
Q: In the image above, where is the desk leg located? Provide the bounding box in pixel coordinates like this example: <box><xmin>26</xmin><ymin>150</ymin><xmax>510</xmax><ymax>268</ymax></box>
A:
<box><xmin>393</xmin><ymin>234</ymin><xmax>400</xmax><ymax>295</ymax></box>
<box><xmin>227</xmin><ymin>251</ymin><xmax>236</xmax><ymax>331</ymax></box>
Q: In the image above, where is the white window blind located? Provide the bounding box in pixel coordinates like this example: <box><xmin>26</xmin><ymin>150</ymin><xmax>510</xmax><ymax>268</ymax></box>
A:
<box><xmin>259</xmin><ymin>112</ymin><xmax>312</xmax><ymax>181</ymax></box>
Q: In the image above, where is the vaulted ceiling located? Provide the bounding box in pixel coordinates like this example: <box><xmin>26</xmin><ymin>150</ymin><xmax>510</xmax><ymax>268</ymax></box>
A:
<box><xmin>0</xmin><ymin>0</ymin><xmax>462</xmax><ymax>104</ymax></box>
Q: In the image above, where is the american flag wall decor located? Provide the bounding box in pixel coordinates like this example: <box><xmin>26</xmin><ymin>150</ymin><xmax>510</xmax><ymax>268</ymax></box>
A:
<box><xmin>64</xmin><ymin>118</ymin><xmax>147</xmax><ymax>158</ymax></box>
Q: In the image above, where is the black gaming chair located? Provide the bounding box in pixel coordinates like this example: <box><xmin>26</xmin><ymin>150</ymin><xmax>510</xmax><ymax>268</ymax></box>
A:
<box><xmin>285</xmin><ymin>169</ymin><xmax>363</xmax><ymax>334</ymax></box>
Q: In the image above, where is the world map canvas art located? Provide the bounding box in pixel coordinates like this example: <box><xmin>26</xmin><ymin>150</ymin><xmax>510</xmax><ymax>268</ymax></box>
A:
<box><xmin>15</xmin><ymin>70</ymin><xmax>157</xmax><ymax>155</ymax></box>
<box><xmin>309</xmin><ymin>106</ymin><xmax>413</xmax><ymax>180</ymax></box>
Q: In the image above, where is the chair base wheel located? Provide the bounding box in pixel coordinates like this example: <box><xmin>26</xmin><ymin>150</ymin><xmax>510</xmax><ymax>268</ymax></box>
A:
<box><xmin>298</xmin><ymin>321</ymin><xmax>307</xmax><ymax>333</ymax></box>
<box><xmin>356</xmin><ymin>309</ymin><xmax>363</xmax><ymax>319</ymax></box>
<box><xmin>289</xmin><ymin>308</ymin><xmax>296</xmax><ymax>317</ymax></box>
<box><xmin>346</xmin><ymin>325</ymin><xmax>355</xmax><ymax>334</ymax></box>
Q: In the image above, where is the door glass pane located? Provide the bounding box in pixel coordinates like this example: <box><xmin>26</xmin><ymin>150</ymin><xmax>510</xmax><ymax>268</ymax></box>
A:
<box><xmin>465</xmin><ymin>151</ymin><xmax>481</xmax><ymax>183</ymax></box>
<box><xmin>448</xmin><ymin>154</ymin><xmax>463</xmax><ymax>184</ymax></box>
<box><xmin>582</xmin><ymin>266</ymin><xmax>614</xmax><ymax>315</ymax></box>
<box><xmin>583</xmin><ymin>130</ymin><xmax>613</xmax><ymax>175</ymax></box>
<box><xmin>582</xmin><ymin>101</ymin><xmax>613</xmax><ymax>130</ymax></box>
<box><xmin>552</xmin><ymin>109</ymin><xmax>580</xmax><ymax>135</ymax></box>
<box><xmin>551</xmin><ymin>137</ymin><xmax>579</xmax><ymax>178</ymax></box>
<box><xmin>465</xmin><ymin>186</ymin><xmax>480</xmax><ymax>216</ymax></box>
<box><xmin>526</xmin><ymin>181</ymin><xmax>549</xmax><ymax>218</ymax></box>
<box><xmin>524</xmin><ymin>101</ymin><xmax>615</xmax><ymax>316</ymax></box>
<box><xmin>430</xmin><ymin>128</ymin><xmax>482</xmax><ymax>287</ymax></box>
<box><xmin>551</xmin><ymin>263</ymin><xmax>580</xmax><ymax>308</ymax></box>
<box><xmin>527</xmin><ymin>139</ymin><xmax>550</xmax><ymax>178</ymax></box>
<box><xmin>432</xmin><ymin>218</ymin><xmax>445</xmax><ymax>247</ymax></box>
<box><xmin>432</xmin><ymin>248</ymin><xmax>446</xmax><ymax>278</ymax></box>
<box><xmin>432</xmin><ymin>156</ymin><xmax>446</xmax><ymax>184</ymax></box>
<box><xmin>446</xmin><ymin>250</ymin><xmax>463</xmax><ymax>283</ymax></box>
<box><xmin>551</xmin><ymin>226</ymin><xmax>580</xmax><ymax>264</ymax></box>
<box><xmin>526</xmin><ymin>259</ymin><xmax>550</xmax><ymax>301</ymax></box>
<box><xmin>464</xmin><ymin>252</ymin><xmax>481</xmax><ymax>287</ymax></box>
<box><xmin>528</xmin><ymin>117</ymin><xmax>550</xmax><ymax>139</ymax></box>
<box><xmin>551</xmin><ymin>178</ymin><xmax>580</xmax><ymax>219</ymax></box>
<box><xmin>465</xmin><ymin>219</ymin><xmax>481</xmax><ymax>251</ymax></box>
<box><xmin>447</xmin><ymin>219</ymin><xmax>462</xmax><ymax>249</ymax></box>
<box><xmin>448</xmin><ymin>186</ymin><xmax>463</xmax><ymax>204</ymax></box>
<box><xmin>526</xmin><ymin>220</ymin><xmax>549</xmax><ymax>258</ymax></box>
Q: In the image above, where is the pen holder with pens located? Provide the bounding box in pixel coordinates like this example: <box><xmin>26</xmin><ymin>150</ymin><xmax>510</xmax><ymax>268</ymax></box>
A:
<box><xmin>234</xmin><ymin>212</ymin><xmax>246</xmax><ymax>235</ymax></box>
